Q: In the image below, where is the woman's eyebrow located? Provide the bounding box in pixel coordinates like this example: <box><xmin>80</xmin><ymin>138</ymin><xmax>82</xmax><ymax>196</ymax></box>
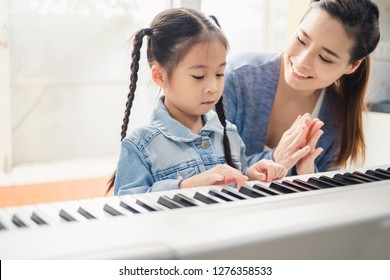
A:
<box><xmin>301</xmin><ymin>29</ymin><xmax>341</xmax><ymax>59</ymax></box>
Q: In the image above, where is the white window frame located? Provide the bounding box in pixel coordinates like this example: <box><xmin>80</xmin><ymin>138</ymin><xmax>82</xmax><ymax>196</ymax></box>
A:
<box><xmin>0</xmin><ymin>0</ymin><xmax>12</xmax><ymax>174</ymax></box>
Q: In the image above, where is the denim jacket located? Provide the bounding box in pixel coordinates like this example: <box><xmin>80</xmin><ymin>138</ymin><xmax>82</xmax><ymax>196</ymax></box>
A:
<box><xmin>114</xmin><ymin>97</ymin><xmax>247</xmax><ymax>195</ymax></box>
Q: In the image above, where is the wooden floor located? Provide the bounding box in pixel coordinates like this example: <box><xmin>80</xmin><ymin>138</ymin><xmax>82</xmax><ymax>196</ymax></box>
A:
<box><xmin>0</xmin><ymin>177</ymin><xmax>114</xmax><ymax>208</ymax></box>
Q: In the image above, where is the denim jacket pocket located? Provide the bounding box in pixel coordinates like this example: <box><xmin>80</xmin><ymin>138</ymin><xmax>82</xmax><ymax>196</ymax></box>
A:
<box><xmin>155</xmin><ymin>161</ymin><xmax>199</xmax><ymax>181</ymax></box>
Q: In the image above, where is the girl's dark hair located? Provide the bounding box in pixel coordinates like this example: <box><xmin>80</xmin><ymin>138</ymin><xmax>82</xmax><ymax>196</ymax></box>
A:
<box><xmin>107</xmin><ymin>8</ymin><xmax>232</xmax><ymax>193</ymax></box>
<box><xmin>306</xmin><ymin>0</ymin><xmax>380</xmax><ymax>168</ymax></box>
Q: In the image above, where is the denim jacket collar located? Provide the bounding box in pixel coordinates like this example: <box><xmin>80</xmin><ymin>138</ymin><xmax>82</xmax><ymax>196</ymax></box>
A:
<box><xmin>152</xmin><ymin>97</ymin><xmax>224</xmax><ymax>142</ymax></box>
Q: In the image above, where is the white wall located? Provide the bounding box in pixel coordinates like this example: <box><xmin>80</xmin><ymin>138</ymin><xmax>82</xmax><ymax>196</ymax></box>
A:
<box><xmin>363</xmin><ymin>112</ymin><xmax>390</xmax><ymax>167</ymax></box>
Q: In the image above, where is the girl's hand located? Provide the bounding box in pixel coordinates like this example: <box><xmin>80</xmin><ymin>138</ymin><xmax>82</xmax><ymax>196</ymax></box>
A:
<box><xmin>179</xmin><ymin>164</ymin><xmax>249</xmax><ymax>189</ymax></box>
<box><xmin>246</xmin><ymin>159</ymin><xmax>287</xmax><ymax>182</ymax></box>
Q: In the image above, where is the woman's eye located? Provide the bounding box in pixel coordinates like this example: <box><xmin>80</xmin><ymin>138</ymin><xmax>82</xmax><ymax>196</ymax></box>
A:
<box><xmin>216</xmin><ymin>73</ymin><xmax>224</xmax><ymax>78</ymax></box>
<box><xmin>319</xmin><ymin>55</ymin><xmax>332</xmax><ymax>63</ymax></box>
<box><xmin>297</xmin><ymin>36</ymin><xmax>306</xmax><ymax>46</ymax></box>
<box><xmin>192</xmin><ymin>75</ymin><xmax>204</xmax><ymax>80</ymax></box>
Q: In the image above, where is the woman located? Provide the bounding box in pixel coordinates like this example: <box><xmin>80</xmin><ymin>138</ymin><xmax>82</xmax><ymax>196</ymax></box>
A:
<box><xmin>223</xmin><ymin>0</ymin><xmax>380</xmax><ymax>175</ymax></box>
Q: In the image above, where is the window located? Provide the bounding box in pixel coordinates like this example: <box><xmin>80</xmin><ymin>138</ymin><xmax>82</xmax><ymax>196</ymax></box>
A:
<box><xmin>201</xmin><ymin>0</ymin><xmax>288</xmax><ymax>57</ymax></box>
<box><xmin>5</xmin><ymin>0</ymin><xmax>166</xmax><ymax>169</ymax></box>
<box><xmin>0</xmin><ymin>0</ymin><xmax>289</xmax><ymax>178</ymax></box>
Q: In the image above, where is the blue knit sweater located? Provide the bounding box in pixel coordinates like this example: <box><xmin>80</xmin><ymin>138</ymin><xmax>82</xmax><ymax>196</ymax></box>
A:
<box><xmin>223</xmin><ymin>52</ymin><xmax>342</xmax><ymax>173</ymax></box>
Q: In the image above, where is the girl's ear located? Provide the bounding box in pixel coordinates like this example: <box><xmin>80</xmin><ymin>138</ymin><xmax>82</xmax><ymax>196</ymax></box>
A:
<box><xmin>151</xmin><ymin>64</ymin><xmax>166</xmax><ymax>87</ymax></box>
<box><xmin>345</xmin><ymin>58</ymin><xmax>363</xmax><ymax>75</ymax></box>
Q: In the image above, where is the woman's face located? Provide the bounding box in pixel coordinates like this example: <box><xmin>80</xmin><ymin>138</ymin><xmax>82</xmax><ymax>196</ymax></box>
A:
<box><xmin>283</xmin><ymin>8</ymin><xmax>359</xmax><ymax>92</ymax></box>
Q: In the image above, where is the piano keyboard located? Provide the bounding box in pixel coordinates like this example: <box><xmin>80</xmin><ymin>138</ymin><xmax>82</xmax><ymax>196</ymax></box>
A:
<box><xmin>0</xmin><ymin>165</ymin><xmax>389</xmax><ymax>259</ymax></box>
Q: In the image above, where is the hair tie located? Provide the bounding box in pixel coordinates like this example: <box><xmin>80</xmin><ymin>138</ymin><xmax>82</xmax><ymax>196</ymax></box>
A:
<box><xmin>144</xmin><ymin>28</ymin><xmax>153</xmax><ymax>36</ymax></box>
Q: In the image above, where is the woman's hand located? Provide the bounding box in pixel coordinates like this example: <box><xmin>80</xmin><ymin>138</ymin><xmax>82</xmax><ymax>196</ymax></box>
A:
<box><xmin>296</xmin><ymin>118</ymin><xmax>324</xmax><ymax>174</ymax></box>
<box><xmin>179</xmin><ymin>164</ymin><xmax>249</xmax><ymax>189</ymax></box>
<box><xmin>246</xmin><ymin>159</ymin><xmax>287</xmax><ymax>182</ymax></box>
<box><xmin>273</xmin><ymin>113</ymin><xmax>312</xmax><ymax>170</ymax></box>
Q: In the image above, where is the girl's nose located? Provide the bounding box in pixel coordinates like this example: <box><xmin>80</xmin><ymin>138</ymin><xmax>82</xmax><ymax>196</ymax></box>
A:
<box><xmin>205</xmin><ymin>77</ymin><xmax>219</xmax><ymax>94</ymax></box>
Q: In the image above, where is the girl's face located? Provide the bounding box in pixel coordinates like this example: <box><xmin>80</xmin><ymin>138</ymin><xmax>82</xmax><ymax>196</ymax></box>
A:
<box><xmin>162</xmin><ymin>41</ymin><xmax>227</xmax><ymax>124</ymax></box>
<box><xmin>283</xmin><ymin>8</ymin><xmax>359</xmax><ymax>92</ymax></box>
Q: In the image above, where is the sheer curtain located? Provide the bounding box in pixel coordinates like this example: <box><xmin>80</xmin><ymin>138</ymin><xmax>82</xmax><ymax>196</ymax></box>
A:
<box><xmin>8</xmin><ymin>0</ymin><xmax>166</xmax><ymax>166</ymax></box>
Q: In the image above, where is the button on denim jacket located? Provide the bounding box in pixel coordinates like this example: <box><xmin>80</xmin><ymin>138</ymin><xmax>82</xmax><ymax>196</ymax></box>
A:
<box><xmin>114</xmin><ymin>97</ymin><xmax>248</xmax><ymax>195</ymax></box>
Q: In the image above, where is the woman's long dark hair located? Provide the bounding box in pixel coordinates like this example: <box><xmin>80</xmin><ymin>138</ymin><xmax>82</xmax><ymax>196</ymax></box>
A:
<box><xmin>307</xmin><ymin>0</ymin><xmax>380</xmax><ymax>167</ymax></box>
<box><xmin>107</xmin><ymin>8</ymin><xmax>233</xmax><ymax>193</ymax></box>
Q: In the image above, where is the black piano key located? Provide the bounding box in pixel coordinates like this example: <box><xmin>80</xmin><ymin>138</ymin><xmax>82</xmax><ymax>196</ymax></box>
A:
<box><xmin>284</xmin><ymin>180</ymin><xmax>320</xmax><ymax>190</ymax></box>
<box><xmin>344</xmin><ymin>172</ymin><xmax>374</xmax><ymax>183</ymax></box>
<box><xmin>194</xmin><ymin>192</ymin><xmax>219</xmax><ymax>204</ymax></box>
<box><xmin>78</xmin><ymin>207</ymin><xmax>97</xmax><ymax>219</ymax></box>
<box><xmin>157</xmin><ymin>196</ymin><xmax>183</xmax><ymax>209</ymax></box>
<box><xmin>221</xmin><ymin>188</ymin><xmax>249</xmax><ymax>200</ymax></box>
<box><xmin>119</xmin><ymin>202</ymin><xmax>140</xmax><ymax>214</ymax></box>
<box><xmin>281</xmin><ymin>181</ymin><xmax>311</xmax><ymax>191</ymax></box>
<box><xmin>308</xmin><ymin>177</ymin><xmax>338</xmax><ymax>189</ymax></box>
<box><xmin>209</xmin><ymin>190</ymin><xmax>234</xmax><ymax>202</ymax></box>
<box><xmin>253</xmin><ymin>184</ymin><xmax>281</xmax><ymax>195</ymax></box>
<box><xmin>375</xmin><ymin>168</ymin><xmax>390</xmax><ymax>178</ymax></box>
<box><xmin>0</xmin><ymin>220</ymin><xmax>6</xmax><ymax>230</ymax></box>
<box><xmin>173</xmin><ymin>194</ymin><xmax>198</xmax><ymax>207</ymax></box>
<box><xmin>12</xmin><ymin>215</ymin><xmax>27</xmax><ymax>228</ymax></box>
<box><xmin>103</xmin><ymin>204</ymin><xmax>124</xmax><ymax>216</ymax></box>
<box><xmin>365</xmin><ymin>170</ymin><xmax>390</xmax><ymax>180</ymax></box>
<box><xmin>239</xmin><ymin>186</ymin><xmax>267</xmax><ymax>198</ymax></box>
<box><xmin>59</xmin><ymin>209</ymin><xmax>77</xmax><ymax>222</ymax></box>
<box><xmin>293</xmin><ymin>178</ymin><xmax>326</xmax><ymax>190</ymax></box>
<box><xmin>31</xmin><ymin>212</ymin><xmax>48</xmax><ymax>225</ymax></box>
<box><xmin>318</xmin><ymin>175</ymin><xmax>347</xmax><ymax>186</ymax></box>
<box><xmin>136</xmin><ymin>199</ymin><xmax>158</xmax><ymax>212</ymax></box>
<box><xmin>333</xmin><ymin>174</ymin><xmax>362</xmax><ymax>185</ymax></box>
<box><xmin>269</xmin><ymin>182</ymin><xmax>299</xmax><ymax>194</ymax></box>
<box><xmin>342</xmin><ymin>173</ymin><xmax>371</xmax><ymax>183</ymax></box>
<box><xmin>353</xmin><ymin>171</ymin><xmax>382</xmax><ymax>181</ymax></box>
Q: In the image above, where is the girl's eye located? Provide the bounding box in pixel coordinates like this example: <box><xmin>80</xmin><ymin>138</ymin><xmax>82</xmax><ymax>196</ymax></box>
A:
<box><xmin>192</xmin><ymin>75</ymin><xmax>204</xmax><ymax>80</ymax></box>
<box><xmin>216</xmin><ymin>73</ymin><xmax>224</xmax><ymax>78</ymax></box>
<box><xmin>319</xmin><ymin>55</ymin><xmax>332</xmax><ymax>63</ymax></box>
<box><xmin>297</xmin><ymin>36</ymin><xmax>306</xmax><ymax>46</ymax></box>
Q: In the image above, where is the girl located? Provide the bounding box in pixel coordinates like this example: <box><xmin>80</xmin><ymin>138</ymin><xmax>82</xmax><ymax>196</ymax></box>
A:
<box><xmin>223</xmin><ymin>0</ymin><xmax>380</xmax><ymax>175</ymax></box>
<box><xmin>108</xmin><ymin>8</ymin><xmax>287</xmax><ymax>195</ymax></box>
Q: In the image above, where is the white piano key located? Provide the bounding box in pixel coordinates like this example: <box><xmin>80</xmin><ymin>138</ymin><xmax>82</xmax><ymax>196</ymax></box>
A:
<box><xmin>31</xmin><ymin>206</ymin><xmax>59</xmax><ymax>225</ymax></box>
<box><xmin>132</xmin><ymin>195</ymin><xmax>167</xmax><ymax>212</ymax></box>
<box><xmin>50</xmin><ymin>202</ymin><xmax>89</xmax><ymax>223</ymax></box>
<box><xmin>208</xmin><ymin>189</ymin><xmax>240</xmax><ymax>202</ymax></box>
<box><xmin>222</xmin><ymin>187</ymin><xmax>252</xmax><ymax>200</ymax></box>
<box><xmin>77</xmin><ymin>198</ymin><xmax>111</xmax><ymax>220</ymax></box>
<box><xmin>193</xmin><ymin>190</ymin><xmax>227</xmax><ymax>204</ymax></box>
<box><xmin>102</xmin><ymin>196</ymin><xmax>136</xmax><ymax>216</ymax></box>
<box><xmin>17</xmin><ymin>205</ymin><xmax>50</xmax><ymax>226</ymax></box>
<box><xmin>90</xmin><ymin>196</ymin><xmax>130</xmax><ymax>218</ymax></box>
<box><xmin>174</xmin><ymin>189</ymin><xmax>208</xmax><ymax>206</ymax></box>
<box><xmin>65</xmin><ymin>200</ymin><xmax>97</xmax><ymax>220</ymax></box>
<box><xmin>0</xmin><ymin>220</ymin><xmax>6</xmax><ymax>231</ymax></box>
<box><xmin>143</xmin><ymin>193</ymin><xmax>173</xmax><ymax>210</ymax></box>
<box><xmin>66</xmin><ymin>200</ymin><xmax>82</xmax><ymax>210</ymax></box>
<box><xmin>2</xmin><ymin>207</ymin><xmax>39</xmax><ymax>228</ymax></box>
<box><xmin>119</xmin><ymin>196</ymin><xmax>150</xmax><ymax>214</ymax></box>
<box><xmin>35</xmin><ymin>204</ymin><xmax>67</xmax><ymax>225</ymax></box>
<box><xmin>0</xmin><ymin>209</ymin><xmax>18</xmax><ymax>230</ymax></box>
